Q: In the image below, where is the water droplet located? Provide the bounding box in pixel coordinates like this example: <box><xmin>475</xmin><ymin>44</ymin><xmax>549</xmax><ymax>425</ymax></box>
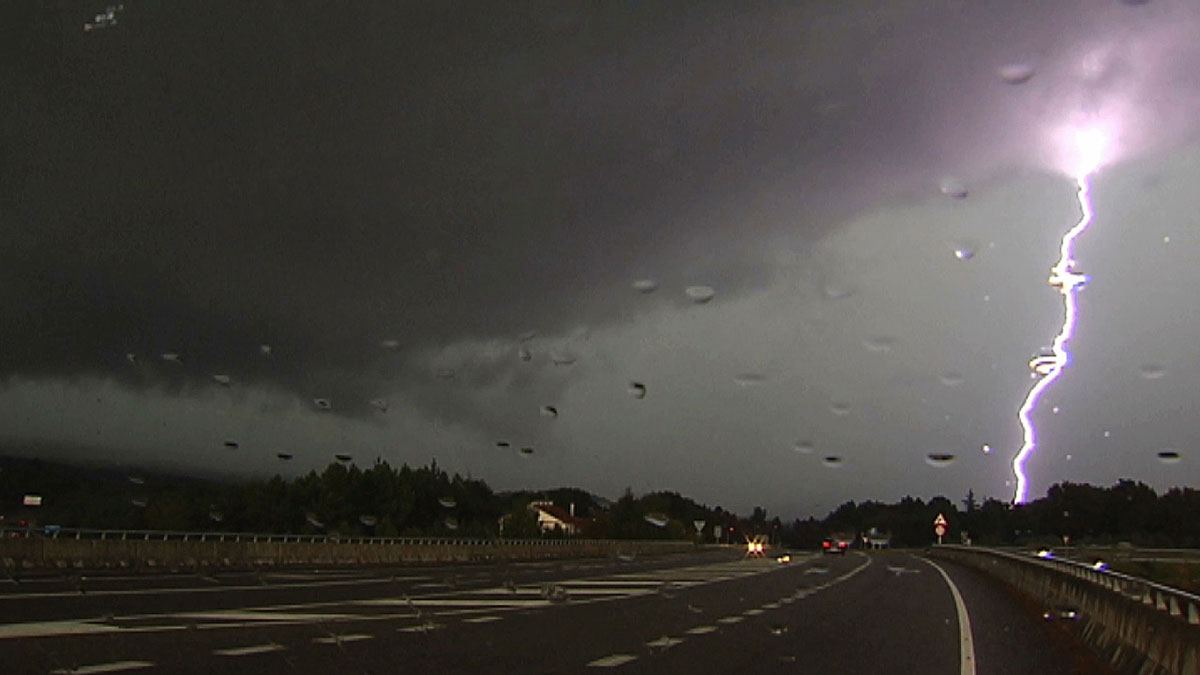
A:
<box><xmin>160</xmin><ymin>352</ymin><xmax>181</xmax><ymax>363</ymax></box>
<box><xmin>127</xmin><ymin>476</ymin><xmax>144</xmax><ymax>485</ymax></box>
<box><xmin>939</xmin><ymin>372</ymin><xmax>964</xmax><ymax>386</ymax></box>
<box><xmin>1163</xmin><ymin>235</ymin><xmax>1171</xmax><ymax>244</ymax></box>
<box><xmin>223</xmin><ymin>440</ymin><xmax>240</xmax><ymax>449</ymax></box>
<box><xmin>208</xmin><ymin>509</ymin><xmax>224</xmax><ymax>523</ymax></box>
<box><xmin>435</xmin><ymin>368</ymin><xmax>456</xmax><ymax>379</ymax></box>
<box><xmin>822</xmin><ymin>456</ymin><xmax>844</xmax><ymax>468</ymax></box>
<box><xmin>550</xmin><ymin>352</ymin><xmax>576</xmax><ymax>366</ymax></box>
<box><xmin>496</xmin><ymin>440</ymin><xmax>511</xmax><ymax>449</ymax></box>
<box><xmin>306</xmin><ymin>513</ymin><xmax>325</xmax><ymax>529</ymax></box>
<box><xmin>334</xmin><ymin>453</ymin><xmax>352</xmax><ymax>462</ymax></box>
<box><xmin>212</xmin><ymin>374</ymin><xmax>232</xmax><ymax>386</ymax></box>
<box><xmin>863</xmin><ymin>337</ymin><xmax>895</xmax><ymax>353</ymax></box>
<box><xmin>1065</xmin><ymin>454</ymin><xmax>1073</xmax><ymax>461</ymax></box>
<box><xmin>518</xmin><ymin>331</ymin><xmax>537</xmax><ymax>342</ymax></box>
<box><xmin>125</xmin><ymin>353</ymin><xmax>137</xmax><ymax>364</ymax></box>
<box><xmin>540</xmin><ymin>405</ymin><xmax>559</xmax><ymax>418</ymax></box>
<box><xmin>259</xmin><ymin>344</ymin><xmax>272</xmax><ymax>357</ymax></box>
<box><xmin>379</xmin><ymin>339</ymin><xmax>400</xmax><ymax>351</ymax></box>
<box><xmin>1139</xmin><ymin>364</ymin><xmax>1166</xmax><ymax>380</ymax></box>
<box><xmin>628</xmin><ymin>382</ymin><xmax>647</xmax><ymax>399</ymax></box>
<box><xmin>444</xmin><ymin>516</ymin><xmax>459</xmax><ymax>531</ymax></box>
<box><xmin>438</xmin><ymin>497</ymin><xmax>457</xmax><ymax>509</ymax></box>
<box><xmin>938</xmin><ymin>177</ymin><xmax>968</xmax><ymax>199</ymax></box>
<box><xmin>794</xmin><ymin>441</ymin><xmax>815</xmax><ymax>454</ymax></box>
<box><xmin>1157</xmin><ymin>450</ymin><xmax>1181</xmax><ymax>464</ymax></box>
<box><xmin>519</xmin><ymin>446</ymin><xmax>535</xmax><ymax>457</ymax></box>
<box><xmin>952</xmin><ymin>240</ymin><xmax>977</xmax><ymax>260</ymax></box>
<box><xmin>644</xmin><ymin>513</ymin><xmax>670</xmax><ymax>528</ymax></box>
<box><xmin>830</xmin><ymin>402</ymin><xmax>851</xmax><ymax>416</ymax></box>
<box><xmin>925</xmin><ymin>453</ymin><xmax>956</xmax><ymax>468</ymax></box>
<box><xmin>632</xmin><ymin>279</ymin><xmax>658</xmax><ymax>293</ymax></box>
<box><xmin>684</xmin><ymin>285</ymin><xmax>716</xmax><ymax>303</ymax></box>
<box><xmin>518</xmin><ymin>346</ymin><xmax>532</xmax><ymax>362</ymax></box>
<box><xmin>769</xmin><ymin>623</ymin><xmax>789</xmax><ymax>636</ymax></box>
<box><xmin>1120</xmin><ymin>0</ymin><xmax>1151</xmax><ymax>6</ymax></box>
<box><xmin>997</xmin><ymin>62</ymin><xmax>1036</xmax><ymax>84</ymax></box>
<box><xmin>359</xmin><ymin>515</ymin><xmax>378</xmax><ymax>527</ymax></box>
<box><xmin>130</xmin><ymin>498</ymin><xmax>147</xmax><ymax>508</ymax></box>
<box><xmin>370</xmin><ymin>398</ymin><xmax>389</xmax><ymax>412</ymax></box>
<box><xmin>313</xmin><ymin>398</ymin><xmax>332</xmax><ymax>410</ymax></box>
<box><xmin>276</xmin><ymin>452</ymin><xmax>293</xmax><ymax>460</ymax></box>
<box><xmin>822</xmin><ymin>283</ymin><xmax>856</xmax><ymax>300</ymax></box>
<box><xmin>733</xmin><ymin>373</ymin><xmax>766</xmax><ymax>387</ymax></box>
<box><xmin>981</xmin><ymin>444</ymin><xmax>992</xmax><ymax>454</ymax></box>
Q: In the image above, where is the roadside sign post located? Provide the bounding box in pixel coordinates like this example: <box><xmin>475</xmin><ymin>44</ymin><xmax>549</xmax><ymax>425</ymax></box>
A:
<box><xmin>933</xmin><ymin>513</ymin><xmax>948</xmax><ymax>545</ymax></box>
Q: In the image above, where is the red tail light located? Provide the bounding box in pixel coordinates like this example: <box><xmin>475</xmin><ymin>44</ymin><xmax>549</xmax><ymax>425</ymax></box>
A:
<box><xmin>822</xmin><ymin>541</ymin><xmax>830</xmax><ymax>548</ymax></box>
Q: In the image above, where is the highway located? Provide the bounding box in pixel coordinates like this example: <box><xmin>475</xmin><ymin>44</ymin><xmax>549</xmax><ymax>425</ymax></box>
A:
<box><xmin>0</xmin><ymin>549</ymin><xmax>1105</xmax><ymax>674</ymax></box>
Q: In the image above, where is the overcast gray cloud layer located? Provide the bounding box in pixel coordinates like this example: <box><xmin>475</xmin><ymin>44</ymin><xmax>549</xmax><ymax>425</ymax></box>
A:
<box><xmin>3</xmin><ymin>0</ymin><xmax>1200</xmax><ymax>516</ymax></box>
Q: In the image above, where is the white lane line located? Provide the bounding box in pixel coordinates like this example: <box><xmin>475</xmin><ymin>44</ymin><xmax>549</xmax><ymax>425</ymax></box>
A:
<box><xmin>213</xmin><ymin>643</ymin><xmax>286</xmax><ymax>656</ymax></box>
<box><xmin>646</xmin><ymin>636</ymin><xmax>684</xmax><ymax>649</ymax></box>
<box><xmin>462</xmin><ymin>615</ymin><xmax>502</xmax><ymax>624</ymax></box>
<box><xmin>0</xmin><ymin>576</ymin><xmax>401</xmax><ymax>601</ymax></box>
<box><xmin>762</xmin><ymin>602</ymin><xmax>780</xmax><ymax>609</ymax></box>
<box><xmin>716</xmin><ymin>616</ymin><xmax>743</xmax><ymax>624</ymax></box>
<box><xmin>920</xmin><ymin>558</ymin><xmax>977</xmax><ymax>675</ymax></box>
<box><xmin>743</xmin><ymin>608</ymin><xmax>764</xmax><ymax>616</ymax></box>
<box><xmin>313</xmin><ymin>633</ymin><xmax>373</xmax><ymax>644</ymax></box>
<box><xmin>685</xmin><ymin>625</ymin><xmax>717</xmax><ymax>635</ymax></box>
<box><xmin>50</xmin><ymin>662</ymin><xmax>154</xmax><ymax>674</ymax></box>
<box><xmin>408</xmin><ymin>598</ymin><xmax>551</xmax><ymax>608</ymax></box>
<box><xmin>587</xmin><ymin>654</ymin><xmax>638</xmax><ymax>667</ymax></box>
<box><xmin>175</xmin><ymin>611</ymin><xmax>352</xmax><ymax>621</ymax></box>
<box><xmin>0</xmin><ymin>620</ymin><xmax>121</xmax><ymax>639</ymax></box>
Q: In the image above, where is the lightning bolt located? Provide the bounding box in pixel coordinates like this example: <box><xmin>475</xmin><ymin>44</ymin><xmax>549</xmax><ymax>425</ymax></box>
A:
<box><xmin>1011</xmin><ymin>171</ymin><xmax>1094</xmax><ymax>504</ymax></box>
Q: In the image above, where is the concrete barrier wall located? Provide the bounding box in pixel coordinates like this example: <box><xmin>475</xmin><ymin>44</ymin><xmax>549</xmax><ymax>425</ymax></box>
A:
<box><xmin>0</xmin><ymin>537</ymin><xmax>703</xmax><ymax>573</ymax></box>
<box><xmin>931</xmin><ymin>546</ymin><xmax>1200</xmax><ymax>675</ymax></box>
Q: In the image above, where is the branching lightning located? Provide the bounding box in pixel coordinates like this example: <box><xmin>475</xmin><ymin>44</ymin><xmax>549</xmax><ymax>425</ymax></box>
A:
<box><xmin>1011</xmin><ymin>166</ymin><xmax>1096</xmax><ymax>504</ymax></box>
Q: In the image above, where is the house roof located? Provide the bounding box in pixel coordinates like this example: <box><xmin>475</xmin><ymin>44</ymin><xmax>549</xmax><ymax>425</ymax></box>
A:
<box><xmin>531</xmin><ymin>503</ymin><xmax>588</xmax><ymax>529</ymax></box>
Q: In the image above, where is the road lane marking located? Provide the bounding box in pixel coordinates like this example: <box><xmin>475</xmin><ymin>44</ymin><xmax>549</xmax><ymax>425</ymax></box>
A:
<box><xmin>462</xmin><ymin>615</ymin><xmax>502</xmax><ymax>623</ymax></box>
<box><xmin>313</xmin><ymin>633</ymin><xmax>373</xmax><ymax>644</ymax></box>
<box><xmin>743</xmin><ymin>608</ymin><xmax>764</xmax><ymax>616</ymax></box>
<box><xmin>762</xmin><ymin>602</ymin><xmax>780</xmax><ymax>609</ymax></box>
<box><xmin>213</xmin><ymin>643</ymin><xmax>286</xmax><ymax>656</ymax></box>
<box><xmin>920</xmin><ymin>558</ymin><xmax>977</xmax><ymax>675</ymax></box>
<box><xmin>0</xmin><ymin>620</ymin><xmax>121</xmax><ymax>639</ymax></box>
<box><xmin>176</xmin><ymin>611</ymin><xmax>352</xmax><ymax>621</ymax></box>
<box><xmin>50</xmin><ymin>662</ymin><xmax>154</xmax><ymax>674</ymax></box>
<box><xmin>646</xmin><ymin>636</ymin><xmax>683</xmax><ymax>649</ymax></box>
<box><xmin>716</xmin><ymin>616</ymin><xmax>743</xmax><ymax>624</ymax></box>
<box><xmin>685</xmin><ymin>625</ymin><xmax>717</xmax><ymax>635</ymax></box>
<box><xmin>588</xmin><ymin>654</ymin><xmax>638</xmax><ymax>667</ymax></box>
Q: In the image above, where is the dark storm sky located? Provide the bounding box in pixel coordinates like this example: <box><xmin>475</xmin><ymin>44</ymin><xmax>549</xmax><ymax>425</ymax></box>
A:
<box><xmin>3</xmin><ymin>0</ymin><xmax>1200</xmax><ymax>517</ymax></box>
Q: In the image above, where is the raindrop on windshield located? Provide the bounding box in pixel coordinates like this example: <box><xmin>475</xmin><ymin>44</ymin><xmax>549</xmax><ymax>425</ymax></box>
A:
<box><xmin>997</xmin><ymin>62</ymin><xmax>1036</xmax><ymax>84</ymax></box>
<box><xmin>863</xmin><ymin>337</ymin><xmax>895</xmax><ymax>353</ymax></box>
<box><xmin>519</xmin><ymin>446</ymin><xmax>535</xmax><ymax>457</ymax></box>
<box><xmin>830</xmin><ymin>402</ymin><xmax>851</xmax><ymax>416</ymax></box>
<box><xmin>305</xmin><ymin>513</ymin><xmax>325</xmax><ymax>529</ymax></box>
<box><xmin>1156</xmin><ymin>450</ymin><xmax>1181</xmax><ymax>464</ymax></box>
<box><xmin>939</xmin><ymin>372</ymin><xmax>965</xmax><ymax>386</ymax></box>
<box><xmin>550</xmin><ymin>352</ymin><xmax>577</xmax><ymax>366</ymax></box>
<box><xmin>822</xmin><ymin>456</ymin><xmax>844</xmax><ymax>468</ymax></box>
<box><xmin>628</xmin><ymin>382</ymin><xmax>647</xmax><ymax>399</ymax></box>
<box><xmin>223</xmin><ymin>440</ymin><xmax>239</xmax><ymax>449</ymax></box>
<box><xmin>733</xmin><ymin>373</ymin><xmax>766</xmax><ymax>387</ymax></box>
<box><xmin>643</xmin><ymin>513</ymin><xmax>670</xmax><ymax>528</ymax></box>
<box><xmin>952</xmin><ymin>240</ymin><xmax>977</xmax><ymax>261</ymax></box>
<box><xmin>370</xmin><ymin>398</ymin><xmax>388</xmax><ymax>412</ymax></box>
<box><xmin>334</xmin><ymin>453</ymin><xmax>352</xmax><ymax>463</ymax></box>
<box><xmin>444</xmin><ymin>516</ymin><xmax>459</xmax><ymax>531</ymax></box>
<box><xmin>496</xmin><ymin>440</ymin><xmax>511</xmax><ymax>449</ymax></box>
<box><xmin>379</xmin><ymin>339</ymin><xmax>400</xmax><ymax>351</ymax></box>
<box><xmin>125</xmin><ymin>353</ymin><xmax>137</xmax><ymax>364</ymax></box>
<box><xmin>925</xmin><ymin>453</ymin><xmax>956</xmax><ymax>468</ymax></box>
<box><xmin>1139</xmin><ymin>364</ymin><xmax>1166</xmax><ymax>380</ymax></box>
<box><xmin>127</xmin><ymin>476</ymin><xmax>144</xmax><ymax>485</ymax></box>
<box><xmin>541</xmin><ymin>405</ymin><xmax>559</xmax><ymax>418</ymax></box>
<box><xmin>684</xmin><ymin>285</ymin><xmax>716</xmax><ymax>303</ymax></box>
<box><xmin>160</xmin><ymin>352</ymin><xmax>181</xmax><ymax>363</ymax></box>
<box><xmin>312</xmin><ymin>398</ymin><xmax>332</xmax><ymax>410</ymax></box>
<box><xmin>438</xmin><ymin>496</ymin><xmax>457</xmax><ymax>509</ymax></box>
<box><xmin>208</xmin><ymin>509</ymin><xmax>224</xmax><ymax>523</ymax></box>
<box><xmin>276</xmin><ymin>452</ymin><xmax>293</xmax><ymax>460</ymax></box>
<box><xmin>822</xmin><ymin>283</ymin><xmax>855</xmax><ymax>300</ymax></box>
<box><xmin>518</xmin><ymin>346</ymin><xmax>532</xmax><ymax>362</ymax></box>
<box><xmin>938</xmin><ymin>177</ymin><xmax>968</xmax><ymax>199</ymax></box>
<box><xmin>794</xmin><ymin>441</ymin><xmax>815</xmax><ymax>454</ymax></box>
<box><xmin>982</xmin><ymin>444</ymin><xmax>992</xmax><ymax>454</ymax></box>
<box><xmin>212</xmin><ymin>374</ymin><xmax>231</xmax><ymax>386</ymax></box>
<box><xmin>359</xmin><ymin>515</ymin><xmax>378</xmax><ymax>527</ymax></box>
<box><xmin>130</xmin><ymin>497</ymin><xmax>147</xmax><ymax>508</ymax></box>
<box><xmin>259</xmin><ymin>344</ymin><xmax>272</xmax><ymax>357</ymax></box>
<box><xmin>632</xmin><ymin>279</ymin><xmax>658</xmax><ymax>293</ymax></box>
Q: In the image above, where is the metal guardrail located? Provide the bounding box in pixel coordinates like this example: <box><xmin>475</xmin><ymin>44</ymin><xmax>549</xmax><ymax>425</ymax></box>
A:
<box><xmin>0</xmin><ymin>525</ymin><xmax>641</xmax><ymax>548</ymax></box>
<box><xmin>941</xmin><ymin>545</ymin><xmax>1200</xmax><ymax>627</ymax></box>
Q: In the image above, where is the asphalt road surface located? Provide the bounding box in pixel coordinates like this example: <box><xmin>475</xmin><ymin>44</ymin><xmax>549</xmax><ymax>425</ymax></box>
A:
<box><xmin>0</xmin><ymin>549</ymin><xmax>1099</xmax><ymax>674</ymax></box>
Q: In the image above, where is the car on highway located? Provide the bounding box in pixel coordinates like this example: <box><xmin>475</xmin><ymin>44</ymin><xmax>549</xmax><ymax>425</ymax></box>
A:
<box><xmin>822</xmin><ymin>533</ymin><xmax>854</xmax><ymax>554</ymax></box>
